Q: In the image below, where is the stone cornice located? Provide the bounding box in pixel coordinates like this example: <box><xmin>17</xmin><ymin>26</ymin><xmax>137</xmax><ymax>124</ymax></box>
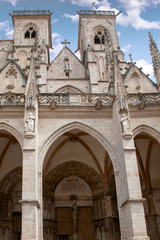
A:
<box><xmin>121</xmin><ymin>198</ymin><xmax>146</xmax><ymax>208</ymax></box>
<box><xmin>19</xmin><ymin>199</ymin><xmax>40</xmax><ymax>208</ymax></box>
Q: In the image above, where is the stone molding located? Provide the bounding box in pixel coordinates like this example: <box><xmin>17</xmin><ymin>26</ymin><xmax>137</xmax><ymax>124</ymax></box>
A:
<box><xmin>121</xmin><ymin>198</ymin><xmax>146</xmax><ymax>208</ymax></box>
<box><xmin>19</xmin><ymin>199</ymin><xmax>40</xmax><ymax>208</ymax></box>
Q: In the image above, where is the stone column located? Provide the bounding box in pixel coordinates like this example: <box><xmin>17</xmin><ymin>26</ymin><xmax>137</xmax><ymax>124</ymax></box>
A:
<box><xmin>103</xmin><ymin>193</ymin><xmax>120</xmax><ymax>240</ymax></box>
<box><xmin>38</xmin><ymin>171</ymin><xmax>44</xmax><ymax>240</ymax></box>
<box><xmin>21</xmin><ymin>104</ymin><xmax>40</xmax><ymax>240</ymax></box>
<box><xmin>101</xmin><ymin>226</ymin><xmax>106</xmax><ymax>240</ymax></box>
<box><xmin>20</xmin><ymin>139</ymin><xmax>40</xmax><ymax>240</ymax></box>
<box><xmin>116</xmin><ymin>138</ymin><xmax>149</xmax><ymax>240</ymax></box>
<box><xmin>145</xmin><ymin>188</ymin><xmax>159</xmax><ymax>240</ymax></box>
<box><xmin>111</xmin><ymin>92</ymin><xmax>149</xmax><ymax>240</ymax></box>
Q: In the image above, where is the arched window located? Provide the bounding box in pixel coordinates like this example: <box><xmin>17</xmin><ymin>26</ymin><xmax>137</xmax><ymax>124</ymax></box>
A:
<box><xmin>24</xmin><ymin>30</ymin><xmax>30</xmax><ymax>38</ymax></box>
<box><xmin>31</xmin><ymin>30</ymin><xmax>36</xmax><ymax>38</ymax></box>
<box><xmin>24</xmin><ymin>27</ymin><xmax>37</xmax><ymax>39</ymax></box>
<box><xmin>94</xmin><ymin>29</ymin><xmax>106</xmax><ymax>45</ymax></box>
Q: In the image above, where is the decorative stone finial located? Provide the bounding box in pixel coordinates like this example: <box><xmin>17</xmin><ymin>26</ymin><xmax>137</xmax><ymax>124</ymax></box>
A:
<box><xmin>148</xmin><ymin>32</ymin><xmax>160</xmax><ymax>91</ymax></box>
<box><xmin>7</xmin><ymin>41</ymin><xmax>15</xmax><ymax>60</ymax></box>
<box><xmin>129</xmin><ymin>54</ymin><xmax>133</xmax><ymax>63</ymax></box>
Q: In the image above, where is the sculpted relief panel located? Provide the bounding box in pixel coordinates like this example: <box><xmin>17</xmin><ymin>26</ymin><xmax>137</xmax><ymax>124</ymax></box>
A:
<box><xmin>55</xmin><ymin>176</ymin><xmax>92</xmax><ymax>199</ymax></box>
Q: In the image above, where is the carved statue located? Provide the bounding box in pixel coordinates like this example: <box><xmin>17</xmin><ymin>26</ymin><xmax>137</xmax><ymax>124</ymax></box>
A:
<box><xmin>7</xmin><ymin>41</ymin><xmax>15</xmax><ymax>60</ymax></box>
<box><xmin>40</xmin><ymin>39</ymin><xmax>46</xmax><ymax>63</ymax></box>
<box><xmin>96</xmin><ymin>226</ymin><xmax>101</xmax><ymax>240</ymax></box>
<box><xmin>25</xmin><ymin>112</ymin><xmax>35</xmax><ymax>132</ymax></box>
<box><xmin>50</xmin><ymin>99</ymin><xmax>57</xmax><ymax>110</ymax></box>
<box><xmin>96</xmin><ymin>98</ymin><xmax>102</xmax><ymax>110</ymax></box>
<box><xmin>87</xmin><ymin>44</ymin><xmax>94</xmax><ymax>62</ymax></box>
<box><xmin>120</xmin><ymin>111</ymin><xmax>132</xmax><ymax>138</ymax></box>
<box><xmin>72</xmin><ymin>199</ymin><xmax>78</xmax><ymax>233</ymax></box>
<box><xmin>65</xmin><ymin>59</ymin><xmax>70</xmax><ymax>70</ymax></box>
<box><xmin>118</xmin><ymin>98</ymin><xmax>127</xmax><ymax>111</ymax></box>
<box><xmin>26</xmin><ymin>96</ymin><xmax>35</xmax><ymax>108</ymax></box>
<box><xmin>101</xmin><ymin>226</ymin><xmax>106</xmax><ymax>240</ymax></box>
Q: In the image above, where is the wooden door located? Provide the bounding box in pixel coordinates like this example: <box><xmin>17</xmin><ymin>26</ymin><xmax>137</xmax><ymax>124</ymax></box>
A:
<box><xmin>56</xmin><ymin>208</ymin><xmax>72</xmax><ymax>236</ymax></box>
<box><xmin>78</xmin><ymin>207</ymin><xmax>94</xmax><ymax>240</ymax></box>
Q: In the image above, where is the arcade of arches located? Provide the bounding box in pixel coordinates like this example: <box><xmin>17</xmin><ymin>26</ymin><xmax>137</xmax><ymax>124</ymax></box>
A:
<box><xmin>0</xmin><ymin>128</ymin><xmax>160</xmax><ymax>240</ymax></box>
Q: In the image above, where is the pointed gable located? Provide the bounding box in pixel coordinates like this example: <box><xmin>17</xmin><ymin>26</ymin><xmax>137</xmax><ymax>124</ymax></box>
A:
<box><xmin>0</xmin><ymin>60</ymin><xmax>27</xmax><ymax>93</ymax></box>
<box><xmin>123</xmin><ymin>64</ymin><xmax>157</xmax><ymax>94</ymax></box>
<box><xmin>48</xmin><ymin>47</ymin><xmax>86</xmax><ymax>79</ymax></box>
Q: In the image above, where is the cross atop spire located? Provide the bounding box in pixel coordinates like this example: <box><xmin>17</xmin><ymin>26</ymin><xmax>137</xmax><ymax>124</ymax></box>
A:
<box><xmin>61</xmin><ymin>39</ymin><xmax>70</xmax><ymax>48</ymax></box>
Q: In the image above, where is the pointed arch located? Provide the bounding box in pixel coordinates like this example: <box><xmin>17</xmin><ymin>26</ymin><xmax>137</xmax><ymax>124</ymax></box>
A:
<box><xmin>92</xmin><ymin>25</ymin><xmax>112</xmax><ymax>46</ymax></box>
<box><xmin>0</xmin><ymin>166</ymin><xmax>22</xmax><ymax>194</ymax></box>
<box><xmin>38</xmin><ymin>121</ymin><xmax>119</xmax><ymax>174</ymax></box>
<box><xmin>0</xmin><ymin>122</ymin><xmax>23</xmax><ymax>148</ymax></box>
<box><xmin>23</xmin><ymin>22</ymin><xmax>38</xmax><ymax>40</ymax></box>
<box><xmin>55</xmin><ymin>85</ymin><xmax>83</xmax><ymax>94</ymax></box>
<box><xmin>133</xmin><ymin>124</ymin><xmax>160</xmax><ymax>145</ymax></box>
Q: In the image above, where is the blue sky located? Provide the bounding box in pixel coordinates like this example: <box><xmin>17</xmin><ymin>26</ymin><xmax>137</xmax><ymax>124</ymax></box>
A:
<box><xmin>1</xmin><ymin>0</ymin><xmax>160</xmax><ymax>81</ymax></box>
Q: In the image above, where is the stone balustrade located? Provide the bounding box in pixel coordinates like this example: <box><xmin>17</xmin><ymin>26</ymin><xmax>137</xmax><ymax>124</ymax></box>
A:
<box><xmin>127</xmin><ymin>93</ymin><xmax>160</xmax><ymax>106</ymax></box>
<box><xmin>0</xmin><ymin>92</ymin><xmax>160</xmax><ymax>107</ymax></box>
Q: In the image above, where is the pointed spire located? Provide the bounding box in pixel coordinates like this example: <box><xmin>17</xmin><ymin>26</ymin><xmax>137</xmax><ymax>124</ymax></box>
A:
<box><xmin>129</xmin><ymin>54</ymin><xmax>133</xmax><ymax>63</ymax></box>
<box><xmin>25</xmin><ymin>55</ymin><xmax>37</xmax><ymax>108</ymax></box>
<box><xmin>149</xmin><ymin>32</ymin><xmax>160</xmax><ymax>91</ymax></box>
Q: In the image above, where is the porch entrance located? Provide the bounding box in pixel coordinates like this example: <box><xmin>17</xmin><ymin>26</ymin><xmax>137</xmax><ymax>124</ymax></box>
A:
<box><xmin>56</xmin><ymin>207</ymin><xmax>94</xmax><ymax>240</ymax></box>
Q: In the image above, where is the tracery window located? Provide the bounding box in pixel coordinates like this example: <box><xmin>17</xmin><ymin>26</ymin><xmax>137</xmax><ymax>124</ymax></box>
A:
<box><xmin>24</xmin><ymin>27</ymin><xmax>37</xmax><ymax>39</ymax></box>
<box><xmin>94</xmin><ymin>29</ymin><xmax>105</xmax><ymax>44</ymax></box>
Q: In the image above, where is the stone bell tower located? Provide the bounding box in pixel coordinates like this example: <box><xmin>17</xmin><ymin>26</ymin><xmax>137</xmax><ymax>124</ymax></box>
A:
<box><xmin>77</xmin><ymin>10</ymin><xmax>124</xmax><ymax>93</ymax></box>
<box><xmin>11</xmin><ymin>10</ymin><xmax>52</xmax><ymax>48</ymax></box>
<box><xmin>10</xmin><ymin>10</ymin><xmax>52</xmax><ymax>67</ymax></box>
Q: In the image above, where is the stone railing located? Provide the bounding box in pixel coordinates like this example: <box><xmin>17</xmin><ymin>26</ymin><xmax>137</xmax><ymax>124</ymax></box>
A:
<box><xmin>12</xmin><ymin>10</ymin><xmax>51</xmax><ymax>16</ymax></box>
<box><xmin>127</xmin><ymin>93</ymin><xmax>160</xmax><ymax>106</ymax></box>
<box><xmin>0</xmin><ymin>93</ymin><xmax>114</xmax><ymax>107</ymax></box>
<box><xmin>0</xmin><ymin>93</ymin><xmax>25</xmax><ymax>106</ymax></box>
<box><xmin>78</xmin><ymin>10</ymin><xmax>115</xmax><ymax>16</ymax></box>
<box><xmin>0</xmin><ymin>92</ymin><xmax>159</xmax><ymax>107</ymax></box>
<box><xmin>38</xmin><ymin>93</ymin><xmax>114</xmax><ymax>106</ymax></box>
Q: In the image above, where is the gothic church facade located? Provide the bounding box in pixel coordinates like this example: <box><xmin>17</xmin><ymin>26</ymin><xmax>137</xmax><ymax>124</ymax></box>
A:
<box><xmin>0</xmin><ymin>9</ymin><xmax>160</xmax><ymax>240</ymax></box>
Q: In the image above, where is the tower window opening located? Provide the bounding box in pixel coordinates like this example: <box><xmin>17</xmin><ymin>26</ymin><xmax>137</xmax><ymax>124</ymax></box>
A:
<box><xmin>66</xmin><ymin>72</ymin><xmax>69</xmax><ymax>77</ymax></box>
<box><xmin>25</xmin><ymin>30</ymin><xmax>30</xmax><ymax>38</ymax></box>
<box><xmin>94</xmin><ymin>30</ymin><xmax>106</xmax><ymax>45</ymax></box>
<box><xmin>24</xmin><ymin>27</ymin><xmax>37</xmax><ymax>39</ymax></box>
<box><xmin>94</xmin><ymin>35</ymin><xmax>101</xmax><ymax>44</ymax></box>
<box><xmin>101</xmin><ymin>35</ymin><xmax>105</xmax><ymax>44</ymax></box>
<box><xmin>31</xmin><ymin>31</ymin><xmax>36</xmax><ymax>38</ymax></box>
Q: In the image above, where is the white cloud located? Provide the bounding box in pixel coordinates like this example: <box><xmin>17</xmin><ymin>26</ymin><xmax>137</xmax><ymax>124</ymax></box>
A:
<box><xmin>50</xmin><ymin>43</ymin><xmax>63</xmax><ymax>61</ymax></box>
<box><xmin>63</xmin><ymin>13</ymin><xmax>79</xmax><ymax>23</ymax></box>
<box><xmin>121</xmin><ymin>44</ymin><xmax>131</xmax><ymax>53</ymax></box>
<box><xmin>96</xmin><ymin>0</ymin><xmax>115</xmax><ymax>11</ymax></box>
<box><xmin>0</xmin><ymin>21</ymin><xmax>10</xmax><ymax>31</ymax></box>
<box><xmin>136</xmin><ymin>59</ymin><xmax>154</xmax><ymax>78</ymax></box>
<box><xmin>52</xmin><ymin>33</ymin><xmax>62</xmax><ymax>39</ymax></box>
<box><xmin>4</xmin><ymin>29</ymin><xmax>14</xmax><ymax>39</ymax></box>
<box><xmin>0</xmin><ymin>0</ymin><xmax>18</xmax><ymax>6</ymax></box>
<box><xmin>117</xmin><ymin>31</ymin><xmax>121</xmax><ymax>37</ymax></box>
<box><xmin>61</xmin><ymin>0</ymin><xmax>99</xmax><ymax>7</ymax></box>
<box><xmin>50</xmin><ymin>32</ymin><xmax>64</xmax><ymax>61</ymax></box>
<box><xmin>75</xmin><ymin>50</ymin><xmax>80</xmax><ymax>60</ymax></box>
<box><xmin>116</xmin><ymin>0</ymin><xmax>160</xmax><ymax>30</ymax></box>
<box><xmin>0</xmin><ymin>21</ymin><xmax>14</xmax><ymax>40</ymax></box>
<box><xmin>152</xmin><ymin>0</ymin><xmax>160</xmax><ymax>4</ymax></box>
<box><xmin>51</xmin><ymin>19</ymin><xmax>58</xmax><ymax>24</ymax></box>
<box><xmin>60</xmin><ymin>0</ymin><xmax>160</xmax><ymax>30</ymax></box>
